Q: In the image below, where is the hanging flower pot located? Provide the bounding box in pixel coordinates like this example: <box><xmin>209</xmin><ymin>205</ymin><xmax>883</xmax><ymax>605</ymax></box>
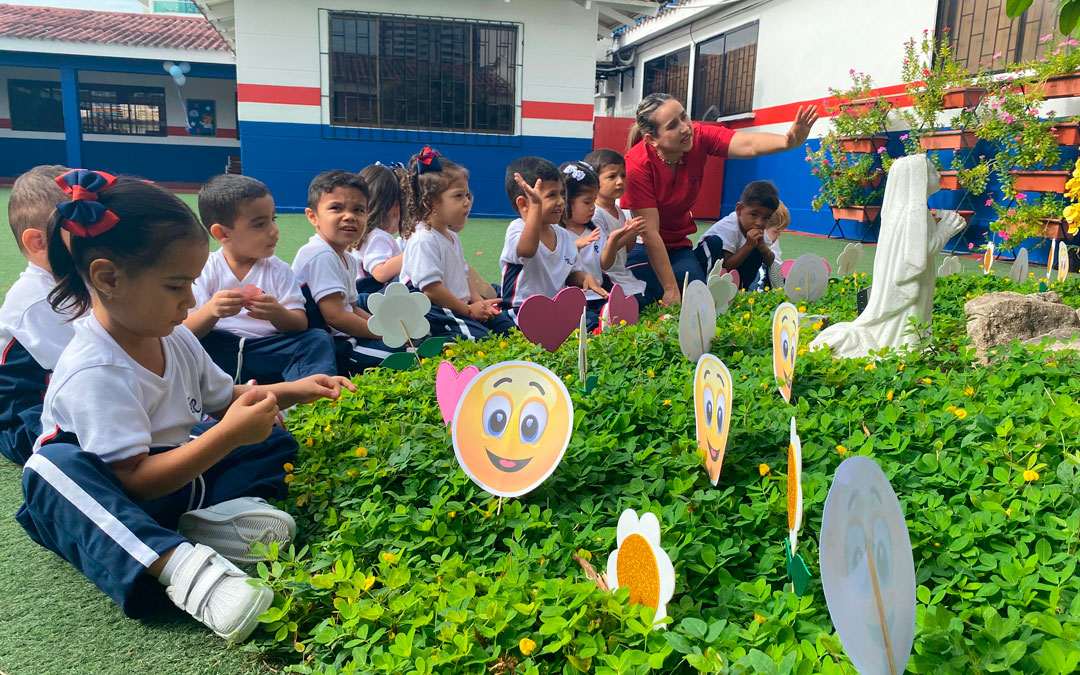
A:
<box><xmin>941</xmin><ymin>86</ymin><xmax>986</xmax><ymax>109</ymax></box>
<box><xmin>938</xmin><ymin>171</ymin><xmax>960</xmax><ymax>191</ymax></box>
<box><xmin>830</xmin><ymin>205</ymin><xmax>881</xmax><ymax>222</ymax></box>
<box><xmin>1033</xmin><ymin>73</ymin><xmax>1080</xmax><ymax>100</ymax></box>
<box><xmin>1053</xmin><ymin>122</ymin><xmax>1080</xmax><ymax>146</ymax></box>
<box><xmin>837</xmin><ymin>135</ymin><xmax>888</xmax><ymax>153</ymax></box>
<box><xmin>860</xmin><ymin>171</ymin><xmax>884</xmax><ymax>188</ymax></box>
<box><xmin>998</xmin><ymin>217</ymin><xmax>1068</xmax><ymax>239</ymax></box>
<box><xmin>931</xmin><ymin>209</ymin><xmax>974</xmax><ymax>224</ymax></box>
<box><xmin>919</xmin><ymin>130</ymin><xmax>976</xmax><ymax>150</ymax></box>
<box><xmin>1011</xmin><ymin>170</ymin><xmax>1069</xmax><ymax>193</ymax></box>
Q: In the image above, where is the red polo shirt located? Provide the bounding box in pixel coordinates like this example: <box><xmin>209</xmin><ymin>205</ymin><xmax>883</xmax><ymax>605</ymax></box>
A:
<box><xmin>621</xmin><ymin>122</ymin><xmax>736</xmax><ymax>249</ymax></box>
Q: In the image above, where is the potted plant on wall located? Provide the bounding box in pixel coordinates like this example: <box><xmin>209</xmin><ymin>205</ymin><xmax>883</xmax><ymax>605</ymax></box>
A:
<box><xmin>807</xmin><ymin>135</ymin><xmax>891</xmax><ymax>222</ymax></box>
<box><xmin>1027</xmin><ymin>34</ymin><xmax>1080</xmax><ymax>99</ymax></box>
<box><xmin>901</xmin><ymin>29</ymin><xmax>985</xmax><ymax>151</ymax></box>
<box><xmin>829</xmin><ymin>71</ymin><xmax>892</xmax><ymax>153</ymax></box>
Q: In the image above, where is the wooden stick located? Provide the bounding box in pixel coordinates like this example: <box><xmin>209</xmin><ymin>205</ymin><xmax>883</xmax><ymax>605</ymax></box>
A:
<box><xmin>682</xmin><ymin>271</ymin><xmax>690</xmax><ymax>297</ymax></box>
<box><xmin>497</xmin><ymin>496</ymin><xmax>503</xmax><ymax>516</ymax></box>
<box><xmin>866</xmin><ymin>548</ymin><xmax>897</xmax><ymax>675</ymax></box>
<box><xmin>399</xmin><ymin>319</ymin><xmax>420</xmax><ymax>365</ymax></box>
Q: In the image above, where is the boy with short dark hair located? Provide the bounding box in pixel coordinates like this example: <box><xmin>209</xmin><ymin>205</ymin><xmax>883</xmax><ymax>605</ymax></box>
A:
<box><xmin>696</xmin><ymin>180</ymin><xmax>780</xmax><ymax>290</ymax></box>
<box><xmin>499</xmin><ymin>157</ymin><xmax>606</xmax><ymax>316</ymax></box>
<box><xmin>292</xmin><ymin>170</ymin><xmax>402</xmax><ymax>375</ymax></box>
<box><xmin>0</xmin><ymin>165</ymin><xmax>76</xmax><ymax>464</ymax></box>
<box><xmin>184</xmin><ymin>174</ymin><xmax>336</xmax><ymax>383</ymax></box>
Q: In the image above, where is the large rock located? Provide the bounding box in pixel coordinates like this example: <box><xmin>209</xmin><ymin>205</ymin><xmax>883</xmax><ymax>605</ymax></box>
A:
<box><xmin>965</xmin><ymin>291</ymin><xmax>1080</xmax><ymax>361</ymax></box>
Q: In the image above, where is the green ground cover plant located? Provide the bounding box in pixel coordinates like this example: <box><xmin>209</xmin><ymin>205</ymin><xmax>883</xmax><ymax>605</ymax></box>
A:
<box><xmin>250</xmin><ymin>272</ymin><xmax>1080</xmax><ymax>675</ymax></box>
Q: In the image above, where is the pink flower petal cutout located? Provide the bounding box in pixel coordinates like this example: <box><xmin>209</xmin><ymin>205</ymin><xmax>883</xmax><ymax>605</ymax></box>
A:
<box><xmin>436</xmin><ymin>361</ymin><xmax>479</xmax><ymax>426</ymax></box>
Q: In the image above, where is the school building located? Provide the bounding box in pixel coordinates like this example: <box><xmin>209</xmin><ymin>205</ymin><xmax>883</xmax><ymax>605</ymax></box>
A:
<box><xmin>1</xmin><ymin>0</ymin><xmax>1072</xmax><ymax>240</ymax></box>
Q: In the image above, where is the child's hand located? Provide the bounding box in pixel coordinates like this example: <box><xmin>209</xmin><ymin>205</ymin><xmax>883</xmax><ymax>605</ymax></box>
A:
<box><xmin>208</xmin><ymin>290</ymin><xmax>245</xmax><ymax>319</ymax></box>
<box><xmin>467</xmin><ymin>299</ymin><xmax>501</xmax><ymax>321</ymax></box>
<box><xmin>288</xmin><ymin>375</ymin><xmax>357</xmax><ymax>405</ymax></box>
<box><xmin>575</xmin><ymin>229</ymin><xmax>601</xmax><ymax>250</ymax></box>
<box><xmin>745</xmin><ymin>229</ymin><xmax>765</xmax><ymax>248</ymax></box>
<box><xmin>582</xmin><ymin>275</ymin><xmax>609</xmax><ymax>298</ymax></box>
<box><xmin>246</xmin><ymin>294</ymin><xmax>284</xmax><ymax>321</ymax></box>
<box><xmin>615</xmin><ymin>217</ymin><xmax>646</xmax><ymax>243</ymax></box>
<box><xmin>220</xmin><ymin>389</ymin><xmax>278</xmax><ymax>447</ymax></box>
<box><xmin>513</xmin><ymin>173</ymin><xmax>544</xmax><ymax>207</ymax></box>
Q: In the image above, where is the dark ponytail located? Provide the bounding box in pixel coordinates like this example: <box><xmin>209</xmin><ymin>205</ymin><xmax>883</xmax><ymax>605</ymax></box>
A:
<box><xmin>398</xmin><ymin>150</ymin><xmax>468</xmax><ymax>240</ymax></box>
<box><xmin>48</xmin><ymin>176</ymin><xmax>207</xmax><ymax>317</ymax></box>
<box><xmin>356</xmin><ymin>164</ymin><xmax>405</xmax><ymax>249</ymax></box>
<box><xmin>627</xmin><ymin>92</ymin><xmax>674</xmax><ymax>151</ymax></box>
<box><xmin>558</xmin><ymin>161</ymin><xmax>599</xmax><ymax>222</ymax></box>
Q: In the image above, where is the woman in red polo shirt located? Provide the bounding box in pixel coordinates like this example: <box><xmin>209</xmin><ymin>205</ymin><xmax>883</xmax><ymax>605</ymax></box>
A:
<box><xmin>622</xmin><ymin>93</ymin><xmax>818</xmax><ymax>306</ymax></box>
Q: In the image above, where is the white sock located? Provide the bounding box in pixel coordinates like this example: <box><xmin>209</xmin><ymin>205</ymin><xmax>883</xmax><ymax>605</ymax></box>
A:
<box><xmin>158</xmin><ymin>542</ymin><xmax>195</xmax><ymax>587</ymax></box>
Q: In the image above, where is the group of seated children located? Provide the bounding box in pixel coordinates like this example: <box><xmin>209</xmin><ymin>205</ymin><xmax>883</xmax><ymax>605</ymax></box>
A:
<box><xmin>0</xmin><ymin>150</ymin><xmax>789</xmax><ymax>644</ymax></box>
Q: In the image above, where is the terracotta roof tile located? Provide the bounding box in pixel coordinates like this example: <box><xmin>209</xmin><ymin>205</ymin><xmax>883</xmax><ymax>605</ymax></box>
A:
<box><xmin>0</xmin><ymin>3</ymin><xmax>229</xmax><ymax>52</ymax></box>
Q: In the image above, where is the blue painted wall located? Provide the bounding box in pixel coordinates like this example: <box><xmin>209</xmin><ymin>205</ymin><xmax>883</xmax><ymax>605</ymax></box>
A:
<box><xmin>238</xmin><ymin>121</ymin><xmax>593</xmax><ymax>218</ymax></box>
<box><xmin>82</xmin><ymin>141</ymin><xmax>235</xmax><ymax>183</ymax></box>
<box><xmin>0</xmin><ymin>137</ymin><xmax>67</xmax><ymax>176</ymax></box>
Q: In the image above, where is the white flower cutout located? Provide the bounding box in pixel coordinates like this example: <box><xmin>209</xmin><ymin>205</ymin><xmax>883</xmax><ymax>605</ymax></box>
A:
<box><xmin>937</xmin><ymin>256</ymin><xmax>962</xmax><ymax>277</ymax></box>
<box><xmin>1009</xmin><ymin>248</ymin><xmax>1029</xmax><ymax>283</ymax></box>
<box><xmin>606</xmin><ymin>510</ymin><xmax>676</xmax><ymax>628</ymax></box>
<box><xmin>787</xmin><ymin>417</ymin><xmax>803</xmax><ymax>554</ymax></box>
<box><xmin>367</xmin><ymin>282</ymin><xmax>432</xmax><ymax>348</ymax></box>
<box><xmin>835</xmin><ymin>243</ymin><xmax>863</xmax><ymax>278</ymax></box>
<box><xmin>707</xmin><ymin>273</ymin><xmax>738</xmax><ymax>315</ymax></box>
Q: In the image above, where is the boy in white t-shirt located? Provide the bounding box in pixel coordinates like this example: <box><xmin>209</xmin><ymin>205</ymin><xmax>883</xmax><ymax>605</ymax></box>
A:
<box><xmin>500</xmin><ymin>157</ymin><xmax>607</xmax><ymax>319</ymax></box>
<box><xmin>695</xmin><ymin>181</ymin><xmax>779</xmax><ymax>290</ymax></box>
<box><xmin>292</xmin><ymin>170</ymin><xmax>404</xmax><ymax>375</ymax></box>
<box><xmin>0</xmin><ymin>165</ymin><xmax>78</xmax><ymax>465</ymax></box>
<box><xmin>184</xmin><ymin>175</ymin><xmax>335</xmax><ymax>383</ymax></box>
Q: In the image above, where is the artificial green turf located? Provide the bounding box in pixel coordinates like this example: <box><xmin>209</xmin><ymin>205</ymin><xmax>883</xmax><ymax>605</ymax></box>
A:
<box><xmin>0</xmin><ymin>187</ymin><xmax>985</xmax><ymax>674</ymax></box>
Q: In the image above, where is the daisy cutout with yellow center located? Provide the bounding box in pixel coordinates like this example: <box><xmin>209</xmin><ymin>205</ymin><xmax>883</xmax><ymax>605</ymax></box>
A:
<box><xmin>787</xmin><ymin>417</ymin><xmax>803</xmax><ymax>553</ymax></box>
<box><xmin>606</xmin><ymin>510</ymin><xmax>676</xmax><ymax>628</ymax></box>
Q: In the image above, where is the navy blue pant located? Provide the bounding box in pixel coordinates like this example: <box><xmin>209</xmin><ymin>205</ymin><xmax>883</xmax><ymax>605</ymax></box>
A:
<box><xmin>0</xmin><ymin>339</ymin><xmax>49</xmax><ymax>465</ymax></box>
<box><xmin>355</xmin><ymin>275</ymin><xmax>391</xmax><ymax>295</ymax></box>
<box><xmin>425</xmin><ymin>306</ymin><xmax>516</xmax><ymax>342</ymax></box>
<box><xmin>627</xmin><ymin>236</ymin><xmax>725</xmax><ymax>303</ymax></box>
<box><xmin>16</xmin><ymin>422</ymin><xmax>297</xmax><ymax>618</ymax></box>
<box><xmin>200</xmin><ymin>328</ymin><xmax>337</xmax><ymax>383</ymax></box>
<box><xmin>300</xmin><ymin>285</ymin><xmax>405</xmax><ymax>376</ymax></box>
<box><xmin>695</xmin><ymin>234</ymin><xmax>764</xmax><ymax>291</ymax></box>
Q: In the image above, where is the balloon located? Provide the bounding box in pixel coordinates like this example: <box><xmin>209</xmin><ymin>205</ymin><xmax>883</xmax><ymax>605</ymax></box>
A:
<box><xmin>173</xmin><ymin>73</ymin><xmax>186</xmax><ymax>87</ymax></box>
<box><xmin>162</xmin><ymin>60</ymin><xmax>175</xmax><ymax>72</ymax></box>
<box><xmin>179</xmin><ymin>62</ymin><xmax>191</xmax><ymax>74</ymax></box>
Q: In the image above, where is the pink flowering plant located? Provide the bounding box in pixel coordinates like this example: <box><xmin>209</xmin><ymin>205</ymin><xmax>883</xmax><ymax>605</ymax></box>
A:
<box><xmin>806</xmin><ymin>136</ymin><xmax>888</xmax><ymax>211</ymax></box>
<box><xmin>987</xmin><ymin>194</ymin><xmax>1067</xmax><ymax>250</ymax></box>
<box><xmin>1028</xmin><ymin>34</ymin><xmax>1080</xmax><ymax>81</ymax></box>
<box><xmin>827</xmin><ymin>70</ymin><xmax>893</xmax><ymax>139</ymax></box>
<box><xmin>900</xmin><ymin>28</ymin><xmax>985</xmax><ymax>139</ymax></box>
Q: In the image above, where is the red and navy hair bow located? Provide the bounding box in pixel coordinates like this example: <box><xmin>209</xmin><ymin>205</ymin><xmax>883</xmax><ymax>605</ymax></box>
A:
<box><xmin>416</xmin><ymin>146</ymin><xmax>442</xmax><ymax>174</ymax></box>
<box><xmin>54</xmin><ymin>169</ymin><xmax>119</xmax><ymax>238</ymax></box>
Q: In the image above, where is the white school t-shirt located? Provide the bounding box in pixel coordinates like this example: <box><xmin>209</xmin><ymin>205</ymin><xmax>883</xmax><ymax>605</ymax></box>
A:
<box><xmin>699</xmin><ymin>212</ymin><xmax>745</xmax><ymax>254</ymax></box>
<box><xmin>191</xmin><ymin>250</ymin><xmax>305</xmax><ymax>339</ymax></box>
<box><xmin>559</xmin><ymin>223</ymin><xmax>605</xmax><ymax>301</ymax></box>
<box><xmin>292</xmin><ymin>234</ymin><xmax>359</xmax><ymax>338</ymax></box>
<box><xmin>590</xmin><ymin>208</ymin><xmax>647</xmax><ymax>297</ymax></box>
<box><xmin>400</xmin><ymin>225</ymin><xmax>470</xmax><ymax>303</ymax></box>
<box><xmin>33</xmin><ymin>315</ymin><xmax>234</xmax><ymax>464</ymax></box>
<box><xmin>354</xmin><ymin>229</ymin><xmax>402</xmax><ymax>281</ymax></box>
<box><xmin>0</xmin><ymin>263</ymin><xmax>77</xmax><ymax>370</ymax></box>
<box><xmin>764</xmin><ymin>230</ymin><xmax>783</xmax><ymax>260</ymax></box>
<box><xmin>500</xmin><ymin>219</ymin><xmax>580</xmax><ymax>309</ymax></box>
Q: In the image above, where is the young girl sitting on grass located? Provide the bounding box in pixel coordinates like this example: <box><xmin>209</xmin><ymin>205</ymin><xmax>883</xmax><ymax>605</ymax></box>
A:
<box><xmin>352</xmin><ymin>163</ymin><xmax>405</xmax><ymax>295</ymax></box>
<box><xmin>557</xmin><ymin>161</ymin><xmax>607</xmax><ymax>329</ymax></box>
<box><xmin>583</xmin><ymin>148</ymin><xmax>649</xmax><ymax>310</ymax></box>
<box><xmin>399</xmin><ymin>147</ymin><xmax>513</xmax><ymax>340</ymax></box>
<box><xmin>16</xmin><ymin>170</ymin><xmax>354</xmax><ymax>643</ymax></box>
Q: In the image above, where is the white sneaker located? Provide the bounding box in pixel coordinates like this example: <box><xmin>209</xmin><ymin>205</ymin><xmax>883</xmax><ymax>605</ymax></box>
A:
<box><xmin>166</xmin><ymin>543</ymin><xmax>273</xmax><ymax>642</ymax></box>
<box><xmin>178</xmin><ymin>497</ymin><xmax>296</xmax><ymax>564</ymax></box>
<box><xmin>768</xmin><ymin>262</ymin><xmax>785</xmax><ymax>290</ymax></box>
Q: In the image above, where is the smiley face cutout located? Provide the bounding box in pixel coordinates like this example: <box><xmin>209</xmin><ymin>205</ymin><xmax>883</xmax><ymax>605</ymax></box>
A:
<box><xmin>772</xmin><ymin>302</ymin><xmax>800</xmax><ymax>404</ymax></box>
<box><xmin>450</xmin><ymin>360</ymin><xmax>573</xmax><ymax>498</ymax></box>
<box><xmin>693</xmin><ymin>354</ymin><xmax>732</xmax><ymax>486</ymax></box>
<box><xmin>820</xmin><ymin>456</ymin><xmax>916</xmax><ymax>675</ymax></box>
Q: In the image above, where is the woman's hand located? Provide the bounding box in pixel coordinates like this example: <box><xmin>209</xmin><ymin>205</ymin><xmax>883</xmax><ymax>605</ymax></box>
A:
<box><xmin>785</xmin><ymin>106</ymin><xmax>820</xmax><ymax>150</ymax></box>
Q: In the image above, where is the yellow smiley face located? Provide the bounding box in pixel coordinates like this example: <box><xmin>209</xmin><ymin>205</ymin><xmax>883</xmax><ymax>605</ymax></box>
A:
<box><xmin>451</xmin><ymin>361</ymin><xmax>573</xmax><ymax>497</ymax></box>
<box><xmin>773</xmin><ymin>302</ymin><xmax>800</xmax><ymax>403</ymax></box>
<box><xmin>693</xmin><ymin>354</ymin><xmax>732</xmax><ymax>486</ymax></box>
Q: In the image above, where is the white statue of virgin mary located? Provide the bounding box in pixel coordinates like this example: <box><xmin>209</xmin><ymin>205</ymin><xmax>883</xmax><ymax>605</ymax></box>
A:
<box><xmin>810</xmin><ymin>154</ymin><xmax>966</xmax><ymax>359</ymax></box>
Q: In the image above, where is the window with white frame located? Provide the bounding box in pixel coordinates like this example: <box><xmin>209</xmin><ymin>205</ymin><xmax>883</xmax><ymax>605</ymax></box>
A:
<box><xmin>692</xmin><ymin>22</ymin><xmax>758</xmax><ymax>120</ymax></box>
<box><xmin>643</xmin><ymin>48</ymin><xmax>690</xmax><ymax>110</ymax></box>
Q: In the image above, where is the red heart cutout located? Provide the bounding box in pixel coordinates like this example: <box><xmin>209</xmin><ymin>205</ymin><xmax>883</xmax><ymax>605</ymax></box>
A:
<box><xmin>599</xmin><ymin>284</ymin><xmax>639</xmax><ymax>330</ymax></box>
<box><xmin>516</xmin><ymin>287</ymin><xmax>587</xmax><ymax>352</ymax></box>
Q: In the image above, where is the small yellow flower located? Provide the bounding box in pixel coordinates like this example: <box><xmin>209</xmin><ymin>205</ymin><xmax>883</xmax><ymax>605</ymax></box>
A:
<box><xmin>921</xmin><ymin>378</ymin><xmax>932</xmax><ymax>385</ymax></box>
<box><xmin>355</xmin><ymin>446</ymin><xmax>368</xmax><ymax>457</ymax></box>
<box><xmin>324</xmin><ymin>424</ymin><xmax>331</xmax><ymax>432</ymax></box>
<box><xmin>798</xmin><ymin>306</ymin><xmax>806</xmax><ymax>313</ymax></box>
<box><xmin>747</xmin><ymin>297</ymin><xmax>755</xmax><ymax>305</ymax></box>
<box><xmin>448</xmin><ymin>511</ymin><xmax>456</xmax><ymax>519</ymax></box>
<box><xmin>886</xmin><ymin>390</ymin><xmax>894</xmax><ymax>402</ymax></box>
<box><xmin>898</xmin><ymin>364</ymin><xmax>905</xmax><ymax>371</ymax></box>
<box><xmin>742</xmin><ymin>312</ymin><xmax>751</xmax><ymax>320</ymax></box>
<box><xmin>445</xmin><ymin>349</ymin><xmax>454</xmax><ymax>357</ymax></box>
<box><xmin>381</xmin><ymin>552</ymin><xmax>397</xmax><ymax>564</ymax></box>
<box><xmin>759</xmin><ymin>463</ymin><xmax>770</xmax><ymax>476</ymax></box>
<box><xmin>577</xmin><ymin>548</ymin><xmax>592</xmax><ymax>561</ymax></box>
<box><xmin>1023</xmin><ymin>469</ymin><xmax>1039</xmax><ymax>482</ymax></box>
<box><xmin>363</xmin><ymin>576</ymin><xmax>376</xmax><ymax>590</ymax></box>
<box><xmin>953</xmin><ymin>408</ymin><xmax>967</xmax><ymax>419</ymax></box>
<box><xmin>619</xmin><ymin>319</ymin><xmax>627</xmax><ymax>325</ymax></box>
<box><xmin>499</xmin><ymin>341</ymin><xmax>507</xmax><ymax>348</ymax></box>
<box><xmin>946</xmin><ymin>405</ymin><xmax>957</xmax><ymax>413</ymax></box>
<box><xmin>648</xmin><ymin>369</ymin><xmax>655</xmax><ymax>378</ymax></box>
<box><xmin>663</xmin><ymin>399</ymin><xmax>671</xmax><ymax>406</ymax></box>
<box><xmin>812</xmin><ymin>320</ymin><xmax>823</xmax><ymax>330</ymax></box>
<box><xmin>934</xmin><ymin>542</ymin><xmax>940</xmax><ymax>547</ymax></box>
<box><xmin>798</xmin><ymin>346</ymin><xmax>807</xmax><ymax>355</ymax></box>
<box><xmin>519</xmin><ymin>638</ymin><xmax>537</xmax><ymax>656</ymax></box>
<box><xmin>283</xmin><ymin>462</ymin><xmax>294</xmax><ymax>472</ymax></box>
<box><xmin>304</xmin><ymin>438</ymin><xmax>313</xmax><ymax>447</ymax></box>
<box><xmin>836</xmin><ymin>445</ymin><xmax>847</xmax><ymax>455</ymax></box>
<box><xmin>477</xmin><ymin>351</ymin><xmax>485</xmax><ymax>357</ymax></box>
<box><xmin>1005</xmin><ymin>508</ymin><xmax>1012</xmax><ymax>516</ymax></box>
<box><xmin>865</xmin><ymin>363</ymin><xmax>875</xmax><ymax>371</ymax></box>
<box><xmin>284</xmin><ymin>474</ymin><xmax>295</xmax><ymax>484</ymax></box>
<box><xmin>346</xmin><ymin>469</ymin><xmax>358</xmax><ymax>477</ymax></box>
<box><xmin>964</xmin><ymin>386</ymin><xmax>974</xmax><ymax>397</ymax></box>
<box><xmin>754</xmin><ymin>613</ymin><xmax>766</xmax><ymax>624</ymax></box>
